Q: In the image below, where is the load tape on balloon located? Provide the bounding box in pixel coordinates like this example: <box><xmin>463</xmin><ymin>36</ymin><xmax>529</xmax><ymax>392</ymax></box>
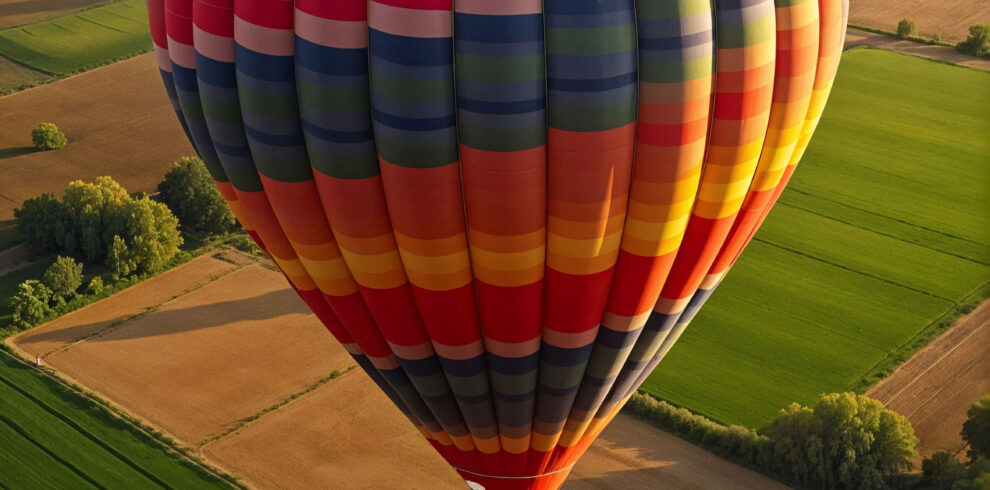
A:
<box><xmin>148</xmin><ymin>0</ymin><xmax>848</xmax><ymax>488</ymax></box>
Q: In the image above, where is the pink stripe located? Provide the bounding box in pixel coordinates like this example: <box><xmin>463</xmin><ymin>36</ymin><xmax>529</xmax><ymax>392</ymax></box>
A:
<box><xmin>154</xmin><ymin>46</ymin><xmax>172</xmax><ymax>72</ymax></box>
<box><xmin>233</xmin><ymin>16</ymin><xmax>294</xmax><ymax>56</ymax></box>
<box><xmin>294</xmin><ymin>9</ymin><xmax>367</xmax><ymax>49</ymax></box>
<box><xmin>454</xmin><ymin>0</ymin><xmax>541</xmax><ymax>15</ymax></box>
<box><xmin>166</xmin><ymin>37</ymin><xmax>196</xmax><ymax>69</ymax></box>
<box><xmin>193</xmin><ymin>25</ymin><xmax>234</xmax><ymax>62</ymax></box>
<box><xmin>368</xmin><ymin>1</ymin><xmax>451</xmax><ymax>38</ymax></box>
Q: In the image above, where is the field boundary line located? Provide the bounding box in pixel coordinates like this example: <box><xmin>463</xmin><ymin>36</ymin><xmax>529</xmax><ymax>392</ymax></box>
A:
<box><xmin>752</xmin><ymin>237</ymin><xmax>958</xmax><ymax>302</ymax></box>
<box><xmin>786</xmin><ymin>187</ymin><xmax>989</xmax><ymax>251</ymax></box>
<box><xmin>198</xmin><ymin>366</ymin><xmax>357</xmax><ymax>451</ymax></box>
<box><xmin>41</xmin><ymin>262</ymin><xmax>246</xmax><ymax>358</ymax></box>
<box><xmin>778</xmin><ymin>199</ymin><xmax>990</xmax><ymax>267</ymax></box>
<box><xmin>0</xmin><ymin>348</ymin><xmax>243</xmax><ymax>488</ymax></box>
<box><xmin>0</xmin><ymin>413</ymin><xmax>104</xmax><ymax>489</ymax></box>
<box><xmin>848</xmin><ymin>282</ymin><xmax>990</xmax><ymax>393</ymax></box>
<box><xmin>0</xmin><ymin>371</ymin><xmax>170</xmax><ymax>489</ymax></box>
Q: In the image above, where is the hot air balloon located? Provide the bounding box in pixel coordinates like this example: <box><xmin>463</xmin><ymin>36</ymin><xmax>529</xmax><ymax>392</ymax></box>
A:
<box><xmin>148</xmin><ymin>0</ymin><xmax>848</xmax><ymax>487</ymax></box>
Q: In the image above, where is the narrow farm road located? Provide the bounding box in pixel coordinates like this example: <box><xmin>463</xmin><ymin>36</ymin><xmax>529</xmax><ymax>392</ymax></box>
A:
<box><xmin>868</xmin><ymin>299</ymin><xmax>990</xmax><ymax>463</ymax></box>
<box><xmin>844</xmin><ymin>28</ymin><xmax>990</xmax><ymax>71</ymax></box>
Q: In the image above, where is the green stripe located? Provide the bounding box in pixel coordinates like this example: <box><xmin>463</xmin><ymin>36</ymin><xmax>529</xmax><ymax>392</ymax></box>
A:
<box><xmin>640</xmin><ymin>56</ymin><xmax>714</xmax><ymax>83</ymax></box>
<box><xmin>548</xmin><ymin>25</ymin><xmax>636</xmax><ymax>57</ymax></box>
<box><xmin>376</xmin><ymin>139</ymin><xmax>457</xmax><ymax>168</ymax></box>
<box><xmin>458</xmin><ymin>125</ymin><xmax>545</xmax><ymax>152</ymax></box>
<box><xmin>636</xmin><ymin>0</ymin><xmax>711</xmax><ymax>18</ymax></box>
<box><xmin>549</xmin><ymin>100</ymin><xmax>637</xmax><ymax>132</ymax></box>
<box><xmin>253</xmin><ymin>154</ymin><xmax>313</xmax><ymax>183</ymax></box>
<box><xmin>718</xmin><ymin>14</ymin><xmax>775</xmax><ymax>48</ymax></box>
<box><xmin>370</xmin><ymin>69</ymin><xmax>452</xmax><ymax>102</ymax></box>
<box><xmin>455</xmin><ymin>54</ymin><xmax>544</xmax><ymax>84</ymax></box>
<box><xmin>200</xmin><ymin>96</ymin><xmax>243</xmax><ymax>124</ymax></box>
<box><xmin>309</xmin><ymin>151</ymin><xmax>380</xmax><ymax>180</ymax></box>
<box><xmin>297</xmin><ymin>80</ymin><xmax>370</xmax><ymax>114</ymax></box>
<box><xmin>237</xmin><ymin>89</ymin><xmax>299</xmax><ymax>119</ymax></box>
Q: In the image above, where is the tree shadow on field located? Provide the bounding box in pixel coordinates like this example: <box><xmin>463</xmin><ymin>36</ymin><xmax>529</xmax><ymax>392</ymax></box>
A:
<box><xmin>19</xmin><ymin>288</ymin><xmax>313</xmax><ymax>347</ymax></box>
<box><xmin>0</xmin><ymin>146</ymin><xmax>37</xmax><ymax>159</ymax></box>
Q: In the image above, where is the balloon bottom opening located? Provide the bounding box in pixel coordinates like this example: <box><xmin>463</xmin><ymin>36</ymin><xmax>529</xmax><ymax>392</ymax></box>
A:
<box><xmin>456</xmin><ymin>465</ymin><xmax>574</xmax><ymax>490</ymax></box>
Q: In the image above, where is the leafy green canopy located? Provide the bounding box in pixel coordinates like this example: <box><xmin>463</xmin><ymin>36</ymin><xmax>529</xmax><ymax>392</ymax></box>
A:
<box><xmin>14</xmin><ymin>176</ymin><xmax>183</xmax><ymax>277</ymax></box>
<box><xmin>157</xmin><ymin>157</ymin><xmax>236</xmax><ymax>236</ymax></box>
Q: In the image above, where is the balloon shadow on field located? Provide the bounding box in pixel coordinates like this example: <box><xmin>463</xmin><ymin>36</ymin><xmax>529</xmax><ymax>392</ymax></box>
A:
<box><xmin>19</xmin><ymin>288</ymin><xmax>310</xmax><ymax>348</ymax></box>
<box><xmin>0</xmin><ymin>146</ymin><xmax>37</xmax><ymax>159</ymax></box>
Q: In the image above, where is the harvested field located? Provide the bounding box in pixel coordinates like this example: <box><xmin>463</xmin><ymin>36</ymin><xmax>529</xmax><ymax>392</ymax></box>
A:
<box><xmin>0</xmin><ymin>53</ymin><xmax>194</xmax><ymax>220</ymax></box>
<box><xmin>18</xmin><ymin>263</ymin><xmax>355</xmax><ymax>444</ymax></box>
<box><xmin>848</xmin><ymin>0</ymin><xmax>990</xmax><ymax>44</ymax></box>
<box><xmin>12</xmin><ymin>254</ymin><xmax>237</xmax><ymax>357</ymax></box>
<box><xmin>0</xmin><ymin>57</ymin><xmax>48</xmax><ymax>94</ymax></box>
<box><xmin>868</xmin><ymin>300</ymin><xmax>990</xmax><ymax>463</ymax></box>
<box><xmin>845</xmin><ymin>30</ymin><xmax>990</xmax><ymax>71</ymax></box>
<box><xmin>0</xmin><ymin>244</ymin><xmax>28</xmax><ymax>277</ymax></box>
<box><xmin>9</xmin><ymin>249</ymin><xmax>783</xmax><ymax>489</ymax></box>
<box><xmin>0</xmin><ymin>0</ymin><xmax>109</xmax><ymax>29</ymax></box>
<box><xmin>204</xmin><ymin>368</ymin><xmax>783</xmax><ymax>490</ymax></box>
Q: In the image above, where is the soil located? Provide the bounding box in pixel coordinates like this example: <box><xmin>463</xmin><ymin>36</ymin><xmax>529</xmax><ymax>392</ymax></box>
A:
<box><xmin>0</xmin><ymin>243</ymin><xmax>29</xmax><ymax>277</ymax></box>
<box><xmin>845</xmin><ymin>29</ymin><xmax>990</xmax><ymax>71</ymax></box>
<box><xmin>0</xmin><ymin>53</ymin><xmax>195</xmax><ymax>220</ymax></box>
<box><xmin>848</xmin><ymin>0</ymin><xmax>990</xmax><ymax>44</ymax></box>
<box><xmin>867</xmin><ymin>300</ymin><xmax>990</xmax><ymax>463</ymax></box>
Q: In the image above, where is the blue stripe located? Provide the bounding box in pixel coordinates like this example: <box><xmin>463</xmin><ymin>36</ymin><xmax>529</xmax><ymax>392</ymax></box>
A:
<box><xmin>295</xmin><ymin>36</ymin><xmax>368</xmax><ymax>76</ymax></box>
<box><xmin>235</xmin><ymin>44</ymin><xmax>294</xmax><ymax>82</ymax></box>
<box><xmin>548</xmin><ymin>72</ymin><xmax>636</xmax><ymax>92</ymax></box>
<box><xmin>369</xmin><ymin>29</ymin><xmax>452</xmax><ymax>66</ymax></box>
<box><xmin>453</xmin><ymin>13</ymin><xmax>543</xmax><ymax>43</ymax></box>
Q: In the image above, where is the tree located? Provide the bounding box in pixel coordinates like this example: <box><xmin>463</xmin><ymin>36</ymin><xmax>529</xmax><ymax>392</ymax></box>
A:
<box><xmin>897</xmin><ymin>19</ymin><xmax>917</xmax><ymax>39</ymax></box>
<box><xmin>62</xmin><ymin>177</ymin><xmax>130</xmax><ymax>263</ymax></box>
<box><xmin>157</xmin><ymin>156</ymin><xmax>237</xmax><ymax>235</ymax></box>
<box><xmin>85</xmin><ymin>276</ymin><xmax>104</xmax><ymax>296</ymax></box>
<box><xmin>10</xmin><ymin>280</ymin><xmax>54</xmax><ymax>329</ymax></box>
<box><xmin>106</xmin><ymin>198</ymin><xmax>182</xmax><ymax>274</ymax></box>
<box><xmin>42</xmin><ymin>256</ymin><xmax>83</xmax><ymax>298</ymax></box>
<box><xmin>31</xmin><ymin>122</ymin><xmax>67</xmax><ymax>150</ymax></box>
<box><xmin>107</xmin><ymin>235</ymin><xmax>134</xmax><ymax>279</ymax></box>
<box><xmin>963</xmin><ymin>394</ymin><xmax>990</xmax><ymax>460</ymax></box>
<box><xmin>766</xmin><ymin>392</ymin><xmax>918</xmax><ymax>489</ymax></box>
<box><xmin>957</xmin><ymin>25</ymin><xmax>990</xmax><ymax>57</ymax></box>
<box><xmin>14</xmin><ymin>193</ymin><xmax>69</xmax><ymax>254</ymax></box>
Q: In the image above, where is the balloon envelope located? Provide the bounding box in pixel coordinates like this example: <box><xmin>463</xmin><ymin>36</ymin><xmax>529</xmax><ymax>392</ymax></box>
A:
<box><xmin>148</xmin><ymin>0</ymin><xmax>848</xmax><ymax>487</ymax></box>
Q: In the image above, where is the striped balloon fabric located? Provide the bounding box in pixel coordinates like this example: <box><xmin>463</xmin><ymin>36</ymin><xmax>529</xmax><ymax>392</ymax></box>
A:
<box><xmin>149</xmin><ymin>0</ymin><xmax>848</xmax><ymax>488</ymax></box>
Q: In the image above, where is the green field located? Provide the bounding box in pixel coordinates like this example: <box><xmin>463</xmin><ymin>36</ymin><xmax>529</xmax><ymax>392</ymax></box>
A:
<box><xmin>0</xmin><ymin>349</ymin><xmax>235</xmax><ymax>488</ymax></box>
<box><xmin>642</xmin><ymin>48</ymin><xmax>990</xmax><ymax>428</ymax></box>
<box><xmin>0</xmin><ymin>0</ymin><xmax>150</xmax><ymax>76</ymax></box>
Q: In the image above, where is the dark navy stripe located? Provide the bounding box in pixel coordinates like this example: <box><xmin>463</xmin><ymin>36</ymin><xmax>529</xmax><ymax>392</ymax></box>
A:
<box><xmin>369</xmin><ymin>29</ymin><xmax>452</xmax><ymax>66</ymax></box>
<box><xmin>454</xmin><ymin>13</ymin><xmax>544</xmax><ymax>43</ymax></box>
<box><xmin>235</xmin><ymin>44</ymin><xmax>294</xmax><ymax>82</ymax></box>
<box><xmin>372</xmin><ymin>108</ymin><xmax>455</xmax><ymax>132</ymax></box>
<box><xmin>295</xmin><ymin>36</ymin><xmax>369</xmax><ymax>76</ymax></box>
<box><xmin>548</xmin><ymin>72</ymin><xmax>636</xmax><ymax>92</ymax></box>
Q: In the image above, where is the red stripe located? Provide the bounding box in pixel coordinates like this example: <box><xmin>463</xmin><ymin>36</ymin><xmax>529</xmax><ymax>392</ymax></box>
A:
<box><xmin>234</xmin><ymin>0</ymin><xmax>293</xmax><ymax>29</ymax></box>
<box><xmin>412</xmin><ymin>285</ymin><xmax>482</xmax><ymax>346</ymax></box>
<box><xmin>544</xmin><ymin>268</ymin><xmax>615</xmax><ymax>334</ymax></box>
<box><xmin>193</xmin><ymin>0</ymin><xmax>233</xmax><ymax>36</ymax></box>
<box><xmin>476</xmin><ymin>281</ymin><xmax>543</xmax><ymax>344</ymax></box>
<box><xmin>296</xmin><ymin>0</ymin><xmax>367</xmax><ymax>21</ymax></box>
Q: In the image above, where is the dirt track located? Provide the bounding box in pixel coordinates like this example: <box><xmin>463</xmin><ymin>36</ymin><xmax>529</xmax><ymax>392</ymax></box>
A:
<box><xmin>848</xmin><ymin>0</ymin><xmax>990</xmax><ymax>44</ymax></box>
<box><xmin>867</xmin><ymin>300</ymin><xmax>990</xmax><ymax>462</ymax></box>
<box><xmin>845</xmin><ymin>29</ymin><xmax>990</xmax><ymax>71</ymax></box>
<box><xmin>0</xmin><ymin>244</ymin><xmax>28</xmax><ymax>276</ymax></box>
<box><xmin>0</xmin><ymin>53</ymin><xmax>194</xmax><ymax>219</ymax></box>
<box><xmin>10</xmin><ymin>250</ymin><xmax>784</xmax><ymax>489</ymax></box>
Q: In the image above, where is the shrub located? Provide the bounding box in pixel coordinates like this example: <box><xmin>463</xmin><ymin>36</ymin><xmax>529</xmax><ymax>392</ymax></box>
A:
<box><xmin>31</xmin><ymin>122</ymin><xmax>67</xmax><ymax>150</ymax></box>
<box><xmin>10</xmin><ymin>280</ymin><xmax>54</xmax><ymax>329</ymax></box>
<box><xmin>931</xmin><ymin>33</ymin><xmax>941</xmax><ymax>43</ymax></box>
<box><xmin>963</xmin><ymin>394</ymin><xmax>990</xmax><ymax>460</ymax></box>
<box><xmin>957</xmin><ymin>25</ymin><xmax>990</xmax><ymax>57</ymax></box>
<box><xmin>897</xmin><ymin>19</ymin><xmax>917</xmax><ymax>39</ymax></box>
<box><xmin>158</xmin><ymin>156</ymin><xmax>237</xmax><ymax>235</ymax></box>
<box><xmin>14</xmin><ymin>176</ymin><xmax>183</xmax><ymax>275</ymax></box>
<box><xmin>42</xmin><ymin>255</ymin><xmax>83</xmax><ymax>298</ymax></box>
<box><xmin>85</xmin><ymin>276</ymin><xmax>104</xmax><ymax>296</ymax></box>
<box><xmin>766</xmin><ymin>393</ymin><xmax>917</xmax><ymax>489</ymax></box>
<box><xmin>107</xmin><ymin>235</ymin><xmax>134</xmax><ymax>279</ymax></box>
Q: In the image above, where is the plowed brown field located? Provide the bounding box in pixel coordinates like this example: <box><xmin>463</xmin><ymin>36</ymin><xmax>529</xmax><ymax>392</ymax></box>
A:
<box><xmin>848</xmin><ymin>0</ymin><xmax>990</xmax><ymax>44</ymax></box>
<box><xmin>868</xmin><ymin>300</ymin><xmax>990</xmax><ymax>463</ymax></box>
<box><xmin>9</xmin><ymin>250</ymin><xmax>784</xmax><ymax>489</ymax></box>
<box><xmin>0</xmin><ymin>53</ymin><xmax>193</xmax><ymax>219</ymax></box>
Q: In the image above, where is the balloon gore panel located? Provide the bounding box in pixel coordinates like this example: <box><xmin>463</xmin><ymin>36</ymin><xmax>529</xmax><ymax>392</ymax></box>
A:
<box><xmin>149</xmin><ymin>0</ymin><xmax>849</xmax><ymax>488</ymax></box>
